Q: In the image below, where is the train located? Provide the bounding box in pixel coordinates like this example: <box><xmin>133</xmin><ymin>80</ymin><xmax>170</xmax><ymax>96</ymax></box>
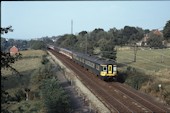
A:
<box><xmin>48</xmin><ymin>45</ymin><xmax>118</xmax><ymax>81</ymax></box>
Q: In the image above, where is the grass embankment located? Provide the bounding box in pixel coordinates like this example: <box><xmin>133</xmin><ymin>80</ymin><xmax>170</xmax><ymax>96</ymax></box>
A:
<box><xmin>1</xmin><ymin>50</ymin><xmax>71</xmax><ymax>113</ymax></box>
<box><xmin>1</xmin><ymin>50</ymin><xmax>46</xmax><ymax>113</ymax></box>
<box><xmin>116</xmin><ymin>47</ymin><xmax>170</xmax><ymax>105</ymax></box>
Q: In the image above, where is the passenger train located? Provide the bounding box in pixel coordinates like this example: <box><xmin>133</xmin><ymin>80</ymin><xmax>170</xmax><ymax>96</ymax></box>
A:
<box><xmin>48</xmin><ymin>45</ymin><xmax>118</xmax><ymax>81</ymax></box>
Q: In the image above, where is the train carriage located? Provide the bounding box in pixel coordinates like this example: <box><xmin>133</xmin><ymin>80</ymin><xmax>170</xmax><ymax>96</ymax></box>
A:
<box><xmin>59</xmin><ymin>48</ymin><xmax>73</xmax><ymax>59</ymax></box>
<box><xmin>49</xmin><ymin>45</ymin><xmax>118</xmax><ymax>81</ymax></box>
<box><xmin>72</xmin><ymin>51</ymin><xmax>117</xmax><ymax>81</ymax></box>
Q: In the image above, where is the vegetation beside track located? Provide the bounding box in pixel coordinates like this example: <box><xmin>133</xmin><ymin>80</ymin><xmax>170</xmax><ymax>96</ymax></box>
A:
<box><xmin>1</xmin><ymin>50</ymin><xmax>71</xmax><ymax>113</ymax></box>
<box><xmin>116</xmin><ymin>48</ymin><xmax>170</xmax><ymax>105</ymax></box>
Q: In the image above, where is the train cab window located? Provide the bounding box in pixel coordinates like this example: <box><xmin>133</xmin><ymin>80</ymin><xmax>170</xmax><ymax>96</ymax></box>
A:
<box><xmin>109</xmin><ymin>66</ymin><xmax>112</xmax><ymax>71</ymax></box>
<box><xmin>103</xmin><ymin>66</ymin><xmax>107</xmax><ymax>71</ymax></box>
<box><xmin>113</xmin><ymin>66</ymin><xmax>117</xmax><ymax>71</ymax></box>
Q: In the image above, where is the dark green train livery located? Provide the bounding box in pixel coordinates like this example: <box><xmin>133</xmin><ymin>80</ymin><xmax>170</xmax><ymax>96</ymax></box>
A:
<box><xmin>48</xmin><ymin>46</ymin><xmax>118</xmax><ymax>81</ymax></box>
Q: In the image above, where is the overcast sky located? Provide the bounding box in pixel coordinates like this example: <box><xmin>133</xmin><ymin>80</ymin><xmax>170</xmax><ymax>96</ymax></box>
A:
<box><xmin>1</xmin><ymin>1</ymin><xmax>170</xmax><ymax>40</ymax></box>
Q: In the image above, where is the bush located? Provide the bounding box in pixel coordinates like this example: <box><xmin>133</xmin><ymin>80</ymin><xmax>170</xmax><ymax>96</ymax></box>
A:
<box><xmin>163</xmin><ymin>91</ymin><xmax>170</xmax><ymax>105</ymax></box>
<box><xmin>117</xmin><ymin>71</ymin><xmax>128</xmax><ymax>83</ymax></box>
<box><xmin>41</xmin><ymin>78</ymin><xmax>71</xmax><ymax>113</ymax></box>
<box><xmin>41</xmin><ymin>55</ymin><xmax>49</xmax><ymax>65</ymax></box>
<box><xmin>125</xmin><ymin>67</ymin><xmax>151</xmax><ymax>90</ymax></box>
<box><xmin>15</xmin><ymin>89</ymin><xmax>26</xmax><ymax>102</ymax></box>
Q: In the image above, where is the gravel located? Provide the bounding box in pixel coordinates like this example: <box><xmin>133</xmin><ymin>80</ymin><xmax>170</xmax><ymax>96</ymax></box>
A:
<box><xmin>48</xmin><ymin>51</ymin><xmax>111</xmax><ymax>113</ymax></box>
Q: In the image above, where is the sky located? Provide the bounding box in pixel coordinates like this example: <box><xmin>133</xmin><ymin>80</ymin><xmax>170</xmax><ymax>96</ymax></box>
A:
<box><xmin>1</xmin><ymin>1</ymin><xmax>170</xmax><ymax>40</ymax></box>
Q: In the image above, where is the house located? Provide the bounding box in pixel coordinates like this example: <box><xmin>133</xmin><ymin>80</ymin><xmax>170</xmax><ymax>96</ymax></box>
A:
<box><xmin>10</xmin><ymin>46</ymin><xmax>19</xmax><ymax>55</ymax></box>
<box><xmin>153</xmin><ymin>29</ymin><xmax>163</xmax><ymax>36</ymax></box>
<box><xmin>136</xmin><ymin>29</ymin><xmax>163</xmax><ymax>46</ymax></box>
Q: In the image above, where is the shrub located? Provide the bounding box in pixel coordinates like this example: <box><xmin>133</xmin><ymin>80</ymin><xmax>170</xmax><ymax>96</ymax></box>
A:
<box><xmin>125</xmin><ymin>67</ymin><xmax>151</xmax><ymax>90</ymax></box>
<box><xmin>40</xmin><ymin>78</ymin><xmax>71</xmax><ymax>113</ymax></box>
<box><xmin>15</xmin><ymin>89</ymin><xmax>26</xmax><ymax>102</ymax></box>
<box><xmin>41</xmin><ymin>55</ymin><xmax>49</xmax><ymax>65</ymax></box>
<box><xmin>163</xmin><ymin>91</ymin><xmax>170</xmax><ymax>105</ymax></box>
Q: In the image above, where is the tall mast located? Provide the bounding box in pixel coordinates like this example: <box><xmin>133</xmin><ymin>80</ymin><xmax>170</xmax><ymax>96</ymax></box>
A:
<box><xmin>71</xmin><ymin>19</ymin><xmax>73</xmax><ymax>34</ymax></box>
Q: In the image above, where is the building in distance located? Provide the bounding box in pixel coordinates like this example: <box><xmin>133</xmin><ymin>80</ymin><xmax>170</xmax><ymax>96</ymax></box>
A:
<box><xmin>10</xmin><ymin>46</ymin><xmax>19</xmax><ymax>55</ymax></box>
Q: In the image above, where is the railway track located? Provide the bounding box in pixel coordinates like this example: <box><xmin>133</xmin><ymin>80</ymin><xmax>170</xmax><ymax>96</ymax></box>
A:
<box><xmin>49</xmin><ymin>49</ymin><xmax>170</xmax><ymax>113</ymax></box>
<box><xmin>110</xmin><ymin>82</ymin><xmax>170</xmax><ymax>113</ymax></box>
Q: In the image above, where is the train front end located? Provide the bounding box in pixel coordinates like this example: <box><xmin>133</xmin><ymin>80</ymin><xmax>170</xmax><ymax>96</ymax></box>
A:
<box><xmin>100</xmin><ymin>64</ymin><xmax>117</xmax><ymax>81</ymax></box>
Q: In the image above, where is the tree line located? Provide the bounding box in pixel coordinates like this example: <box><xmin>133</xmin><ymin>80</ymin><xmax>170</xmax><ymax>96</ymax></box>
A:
<box><xmin>1</xmin><ymin>20</ymin><xmax>170</xmax><ymax>60</ymax></box>
<box><xmin>55</xmin><ymin>20</ymin><xmax>170</xmax><ymax>60</ymax></box>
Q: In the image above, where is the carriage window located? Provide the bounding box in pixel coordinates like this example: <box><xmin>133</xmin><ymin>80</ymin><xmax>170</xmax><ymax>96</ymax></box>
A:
<box><xmin>96</xmin><ymin>65</ymin><xmax>100</xmax><ymax>70</ymax></box>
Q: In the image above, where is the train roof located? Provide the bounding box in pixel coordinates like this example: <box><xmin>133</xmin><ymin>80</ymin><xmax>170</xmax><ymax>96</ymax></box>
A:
<box><xmin>55</xmin><ymin>46</ymin><xmax>116</xmax><ymax>65</ymax></box>
<box><xmin>60</xmin><ymin>48</ymin><xmax>72</xmax><ymax>53</ymax></box>
<box><xmin>72</xmin><ymin>51</ymin><xmax>116</xmax><ymax>65</ymax></box>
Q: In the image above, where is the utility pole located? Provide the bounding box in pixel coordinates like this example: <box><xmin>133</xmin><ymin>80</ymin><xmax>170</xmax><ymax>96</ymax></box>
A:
<box><xmin>71</xmin><ymin>20</ymin><xmax>73</xmax><ymax>34</ymax></box>
<box><xmin>134</xmin><ymin>43</ymin><xmax>138</xmax><ymax>62</ymax></box>
<box><xmin>85</xmin><ymin>34</ymin><xmax>87</xmax><ymax>54</ymax></box>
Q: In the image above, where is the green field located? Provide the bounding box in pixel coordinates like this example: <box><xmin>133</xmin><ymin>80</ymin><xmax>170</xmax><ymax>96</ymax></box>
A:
<box><xmin>117</xmin><ymin>48</ymin><xmax>170</xmax><ymax>83</ymax></box>
<box><xmin>117</xmin><ymin>48</ymin><xmax>170</xmax><ymax>72</ymax></box>
<box><xmin>2</xmin><ymin>50</ymin><xmax>46</xmax><ymax>77</ymax></box>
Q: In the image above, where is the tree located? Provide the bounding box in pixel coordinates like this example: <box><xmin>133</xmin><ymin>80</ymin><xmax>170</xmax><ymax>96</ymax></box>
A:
<box><xmin>1</xmin><ymin>37</ymin><xmax>8</xmax><ymax>52</ymax></box>
<box><xmin>99</xmin><ymin>38</ymin><xmax>117</xmax><ymax>60</ymax></box>
<box><xmin>1</xmin><ymin>25</ymin><xmax>13</xmax><ymax>34</ymax></box>
<box><xmin>92</xmin><ymin>28</ymin><xmax>104</xmax><ymax>34</ymax></box>
<box><xmin>163</xmin><ymin>20</ymin><xmax>170</xmax><ymax>41</ymax></box>
<box><xmin>41</xmin><ymin>78</ymin><xmax>71</xmax><ymax>113</ymax></box>
<box><xmin>1</xmin><ymin>26</ymin><xmax>22</xmax><ymax>74</ymax></box>
<box><xmin>123</xmin><ymin>26</ymin><xmax>138</xmax><ymax>44</ymax></box>
<box><xmin>29</xmin><ymin>40</ymin><xmax>46</xmax><ymax>50</ymax></box>
<box><xmin>133</xmin><ymin>43</ymin><xmax>138</xmax><ymax>62</ymax></box>
<box><xmin>147</xmin><ymin>32</ymin><xmax>164</xmax><ymax>48</ymax></box>
<box><xmin>56</xmin><ymin>34</ymin><xmax>78</xmax><ymax>50</ymax></box>
<box><xmin>1</xmin><ymin>26</ymin><xmax>22</xmax><ymax>112</ymax></box>
<box><xmin>78</xmin><ymin>31</ymin><xmax>87</xmax><ymax>36</ymax></box>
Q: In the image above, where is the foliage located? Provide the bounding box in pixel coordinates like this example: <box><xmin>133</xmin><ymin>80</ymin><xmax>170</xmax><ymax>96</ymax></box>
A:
<box><xmin>41</xmin><ymin>36</ymin><xmax>54</xmax><ymax>44</ymax></box>
<box><xmin>1</xmin><ymin>37</ymin><xmax>29</xmax><ymax>52</ymax></box>
<box><xmin>14</xmin><ymin>89</ymin><xmax>26</xmax><ymax>102</ymax></box>
<box><xmin>39</xmin><ymin>63</ymin><xmax>53</xmax><ymax>81</ymax></box>
<box><xmin>41</xmin><ymin>55</ymin><xmax>49</xmax><ymax>64</ymax></box>
<box><xmin>29</xmin><ymin>40</ymin><xmax>46</xmax><ymax>50</ymax></box>
<box><xmin>1</xmin><ymin>26</ymin><xmax>23</xmax><ymax>113</ymax></box>
<box><xmin>1</xmin><ymin>25</ymin><xmax>13</xmax><ymax>34</ymax></box>
<box><xmin>1</xmin><ymin>52</ymin><xmax>22</xmax><ymax>69</ymax></box>
<box><xmin>100</xmin><ymin>38</ymin><xmax>117</xmax><ymax>60</ymax></box>
<box><xmin>41</xmin><ymin>78</ymin><xmax>71</xmax><ymax>113</ymax></box>
<box><xmin>147</xmin><ymin>32</ymin><xmax>164</xmax><ymax>48</ymax></box>
<box><xmin>163</xmin><ymin>90</ymin><xmax>170</xmax><ymax>105</ymax></box>
<box><xmin>56</xmin><ymin>34</ymin><xmax>78</xmax><ymax>49</ymax></box>
<box><xmin>78</xmin><ymin>30</ymin><xmax>87</xmax><ymax>36</ymax></box>
<box><xmin>7</xmin><ymin>101</ymin><xmax>43</xmax><ymax>113</ymax></box>
<box><xmin>54</xmin><ymin>26</ymin><xmax>149</xmax><ymax>61</ymax></box>
<box><xmin>163</xmin><ymin>20</ymin><xmax>170</xmax><ymax>41</ymax></box>
<box><xmin>125</xmin><ymin>66</ymin><xmax>151</xmax><ymax>90</ymax></box>
<box><xmin>31</xmin><ymin>60</ymin><xmax>56</xmax><ymax>85</ymax></box>
<box><xmin>1</xmin><ymin>26</ymin><xmax>23</xmax><ymax>77</ymax></box>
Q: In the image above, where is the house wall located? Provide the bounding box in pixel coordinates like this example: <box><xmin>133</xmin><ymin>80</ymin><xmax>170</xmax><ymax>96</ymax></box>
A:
<box><xmin>10</xmin><ymin>46</ymin><xmax>19</xmax><ymax>55</ymax></box>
